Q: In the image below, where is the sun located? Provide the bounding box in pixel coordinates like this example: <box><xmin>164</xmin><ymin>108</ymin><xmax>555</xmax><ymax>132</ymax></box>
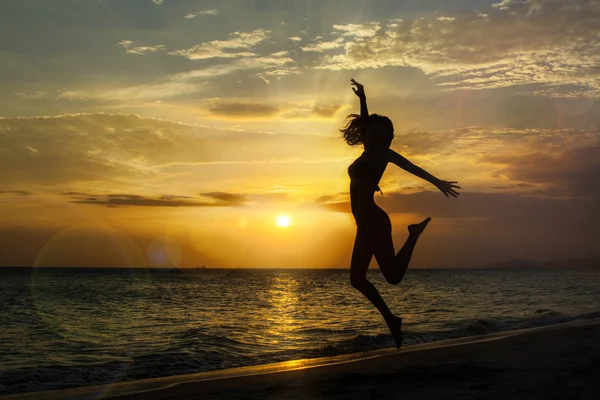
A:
<box><xmin>276</xmin><ymin>215</ymin><xmax>291</xmax><ymax>227</ymax></box>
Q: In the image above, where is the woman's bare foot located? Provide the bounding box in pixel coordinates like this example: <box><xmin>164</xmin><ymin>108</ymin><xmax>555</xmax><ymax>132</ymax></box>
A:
<box><xmin>385</xmin><ymin>315</ymin><xmax>403</xmax><ymax>349</ymax></box>
<box><xmin>408</xmin><ymin>217</ymin><xmax>431</xmax><ymax>237</ymax></box>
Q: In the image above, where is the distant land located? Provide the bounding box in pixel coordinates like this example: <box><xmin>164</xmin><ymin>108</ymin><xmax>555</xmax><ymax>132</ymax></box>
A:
<box><xmin>477</xmin><ymin>257</ymin><xmax>600</xmax><ymax>271</ymax></box>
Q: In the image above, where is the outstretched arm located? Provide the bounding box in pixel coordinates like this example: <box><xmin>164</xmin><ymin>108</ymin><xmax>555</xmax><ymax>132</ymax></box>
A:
<box><xmin>388</xmin><ymin>149</ymin><xmax>461</xmax><ymax>198</ymax></box>
<box><xmin>351</xmin><ymin>79</ymin><xmax>369</xmax><ymax>118</ymax></box>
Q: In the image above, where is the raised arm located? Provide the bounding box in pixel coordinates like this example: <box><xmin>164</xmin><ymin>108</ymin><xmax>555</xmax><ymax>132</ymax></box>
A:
<box><xmin>351</xmin><ymin>79</ymin><xmax>369</xmax><ymax>118</ymax></box>
<box><xmin>388</xmin><ymin>149</ymin><xmax>461</xmax><ymax>198</ymax></box>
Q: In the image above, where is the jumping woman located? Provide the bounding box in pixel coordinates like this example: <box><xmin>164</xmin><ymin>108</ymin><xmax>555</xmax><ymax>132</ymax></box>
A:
<box><xmin>342</xmin><ymin>79</ymin><xmax>460</xmax><ymax>349</ymax></box>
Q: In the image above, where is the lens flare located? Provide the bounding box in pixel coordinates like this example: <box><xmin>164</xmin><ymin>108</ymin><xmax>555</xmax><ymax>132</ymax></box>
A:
<box><xmin>146</xmin><ymin>237</ymin><xmax>182</xmax><ymax>269</ymax></box>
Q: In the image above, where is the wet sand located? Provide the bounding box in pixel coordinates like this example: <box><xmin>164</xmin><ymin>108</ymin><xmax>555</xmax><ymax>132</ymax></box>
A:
<box><xmin>3</xmin><ymin>319</ymin><xmax>599</xmax><ymax>400</ymax></box>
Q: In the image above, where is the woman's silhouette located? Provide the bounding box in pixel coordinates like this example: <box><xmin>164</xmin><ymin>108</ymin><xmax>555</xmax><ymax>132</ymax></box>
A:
<box><xmin>342</xmin><ymin>79</ymin><xmax>460</xmax><ymax>349</ymax></box>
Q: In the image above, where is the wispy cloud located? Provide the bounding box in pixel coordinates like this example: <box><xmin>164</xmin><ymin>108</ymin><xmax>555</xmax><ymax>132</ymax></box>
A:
<box><xmin>203</xmin><ymin>99</ymin><xmax>343</xmax><ymax>119</ymax></box>
<box><xmin>5</xmin><ymin>113</ymin><xmax>599</xmax><ymax>200</ymax></box>
<box><xmin>14</xmin><ymin>91</ymin><xmax>48</xmax><ymax>100</ymax></box>
<box><xmin>208</xmin><ymin>102</ymin><xmax>280</xmax><ymax>118</ymax></box>
<box><xmin>65</xmin><ymin>191</ymin><xmax>247</xmax><ymax>207</ymax></box>
<box><xmin>310</xmin><ymin>0</ymin><xmax>600</xmax><ymax>97</ymax></box>
<box><xmin>55</xmin><ymin>51</ymin><xmax>294</xmax><ymax>103</ymax></box>
<box><xmin>0</xmin><ymin>190</ymin><xmax>33</xmax><ymax>196</ymax></box>
<box><xmin>117</xmin><ymin>29</ymin><xmax>296</xmax><ymax>80</ymax></box>
<box><xmin>170</xmin><ymin>29</ymin><xmax>271</xmax><ymax>60</ymax></box>
<box><xmin>200</xmin><ymin>192</ymin><xmax>248</xmax><ymax>205</ymax></box>
<box><xmin>119</xmin><ymin>40</ymin><xmax>165</xmax><ymax>55</ymax></box>
<box><xmin>184</xmin><ymin>9</ymin><xmax>219</xmax><ymax>19</ymax></box>
<box><xmin>0</xmin><ymin>113</ymin><xmax>354</xmax><ymax>195</ymax></box>
<box><xmin>301</xmin><ymin>37</ymin><xmax>345</xmax><ymax>52</ymax></box>
<box><xmin>281</xmin><ymin>104</ymin><xmax>343</xmax><ymax>119</ymax></box>
<box><xmin>491</xmin><ymin>0</ymin><xmax>516</xmax><ymax>11</ymax></box>
<box><xmin>332</xmin><ymin>23</ymin><xmax>381</xmax><ymax>38</ymax></box>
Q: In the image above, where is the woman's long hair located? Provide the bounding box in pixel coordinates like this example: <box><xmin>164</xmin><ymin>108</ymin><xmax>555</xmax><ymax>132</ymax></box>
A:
<box><xmin>340</xmin><ymin>113</ymin><xmax>394</xmax><ymax>148</ymax></box>
<box><xmin>340</xmin><ymin>114</ymin><xmax>365</xmax><ymax>146</ymax></box>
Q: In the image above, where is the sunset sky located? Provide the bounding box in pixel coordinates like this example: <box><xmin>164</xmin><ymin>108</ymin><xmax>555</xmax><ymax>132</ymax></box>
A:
<box><xmin>1</xmin><ymin>0</ymin><xmax>599</xmax><ymax>269</ymax></box>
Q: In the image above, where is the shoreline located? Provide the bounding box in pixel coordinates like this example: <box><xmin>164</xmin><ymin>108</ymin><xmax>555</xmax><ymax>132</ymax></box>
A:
<box><xmin>3</xmin><ymin>318</ymin><xmax>600</xmax><ymax>399</ymax></box>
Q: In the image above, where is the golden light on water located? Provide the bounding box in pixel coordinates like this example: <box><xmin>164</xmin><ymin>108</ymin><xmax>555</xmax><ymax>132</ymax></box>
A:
<box><xmin>276</xmin><ymin>215</ymin><xmax>291</xmax><ymax>228</ymax></box>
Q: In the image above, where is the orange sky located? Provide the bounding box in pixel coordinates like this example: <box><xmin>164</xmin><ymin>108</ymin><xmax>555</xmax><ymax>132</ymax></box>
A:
<box><xmin>1</xmin><ymin>0</ymin><xmax>599</xmax><ymax>268</ymax></box>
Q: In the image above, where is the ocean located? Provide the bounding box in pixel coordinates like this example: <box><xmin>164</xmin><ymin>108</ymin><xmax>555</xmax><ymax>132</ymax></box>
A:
<box><xmin>1</xmin><ymin>267</ymin><xmax>599</xmax><ymax>395</ymax></box>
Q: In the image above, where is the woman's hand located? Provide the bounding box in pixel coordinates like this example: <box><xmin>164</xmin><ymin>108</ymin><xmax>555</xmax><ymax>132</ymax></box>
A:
<box><xmin>436</xmin><ymin>180</ymin><xmax>461</xmax><ymax>198</ymax></box>
<box><xmin>351</xmin><ymin>79</ymin><xmax>365</xmax><ymax>98</ymax></box>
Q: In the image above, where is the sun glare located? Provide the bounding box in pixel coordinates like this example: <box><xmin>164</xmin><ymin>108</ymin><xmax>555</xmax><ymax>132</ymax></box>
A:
<box><xmin>276</xmin><ymin>215</ymin><xmax>291</xmax><ymax>227</ymax></box>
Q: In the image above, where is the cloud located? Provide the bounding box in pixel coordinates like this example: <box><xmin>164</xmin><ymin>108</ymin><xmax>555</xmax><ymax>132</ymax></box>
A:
<box><xmin>255</xmin><ymin>66</ymin><xmax>302</xmax><ymax>83</ymax></box>
<box><xmin>57</xmin><ymin>90</ymin><xmax>94</xmax><ymax>102</ymax></box>
<box><xmin>0</xmin><ymin>190</ymin><xmax>33</xmax><ymax>196</ymax></box>
<box><xmin>200</xmin><ymin>192</ymin><xmax>248</xmax><ymax>205</ymax></box>
<box><xmin>332</xmin><ymin>23</ymin><xmax>381</xmax><ymax>38</ymax></box>
<box><xmin>57</xmin><ymin>80</ymin><xmax>203</xmax><ymax>103</ymax></box>
<box><xmin>301</xmin><ymin>38</ymin><xmax>345</xmax><ymax>52</ymax></box>
<box><xmin>5</xmin><ymin>114</ymin><xmax>597</xmax><ymax>202</ymax></box>
<box><xmin>393</xmin><ymin>125</ymin><xmax>600</xmax><ymax>199</ymax></box>
<box><xmin>311</xmin><ymin>0</ymin><xmax>600</xmax><ymax>97</ymax></box>
<box><xmin>119</xmin><ymin>40</ymin><xmax>165</xmax><ymax>55</ymax></box>
<box><xmin>185</xmin><ymin>10</ymin><xmax>219</xmax><ymax>19</ymax></box>
<box><xmin>55</xmin><ymin>53</ymin><xmax>294</xmax><ymax>103</ymax></box>
<box><xmin>170</xmin><ymin>29</ymin><xmax>271</xmax><ymax>60</ymax></box>
<box><xmin>153</xmin><ymin>0</ymin><xmax>164</xmax><ymax>5</ymax></box>
<box><xmin>282</xmin><ymin>103</ymin><xmax>343</xmax><ymax>119</ymax></box>
<box><xmin>288</xmin><ymin>36</ymin><xmax>303</xmax><ymax>42</ymax></box>
<box><xmin>0</xmin><ymin>113</ymin><xmax>355</xmax><ymax>194</ymax></box>
<box><xmin>15</xmin><ymin>91</ymin><xmax>48</xmax><ymax>100</ymax></box>
<box><xmin>65</xmin><ymin>192</ymin><xmax>246</xmax><ymax>207</ymax></box>
<box><xmin>491</xmin><ymin>0</ymin><xmax>516</xmax><ymax>11</ymax></box>
<box><xmin>208</xmin><ymin>102</ymin><xmax>280</xmax><ymax>118</ymax></box>
<box><xmin>57</xmin><ymin>30</ymin><xmax>296</xmax><ymax>103</ymax></box>
<box><xmin>312</xmin><ymin>104</ymin><xmax>343</xmax><ymax>118</ymax></box>
<box><xmin>204</xmin><ymin>99</ymin><xmax>342</xmax><ymax>119</ymax></box>
<box><xmin>482</xmin><ymin>144</ymin><xmax>600</xmax><ymax>198</ymax></box>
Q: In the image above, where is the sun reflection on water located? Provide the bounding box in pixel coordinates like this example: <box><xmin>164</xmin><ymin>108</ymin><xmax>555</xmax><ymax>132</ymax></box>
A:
<box><xmin>264</xmin><ymin>274</ymin><xmax>300</xmax><ymax>346</ymax></box>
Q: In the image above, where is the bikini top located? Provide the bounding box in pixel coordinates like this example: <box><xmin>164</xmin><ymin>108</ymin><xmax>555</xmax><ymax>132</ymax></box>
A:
<box><xmin>348</xmin><ymin>156</ymin><xmax>383</xmax><ymax>194</ymax></box>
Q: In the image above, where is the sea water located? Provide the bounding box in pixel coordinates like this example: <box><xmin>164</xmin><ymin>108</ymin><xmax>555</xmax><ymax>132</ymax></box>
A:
<box><xmin>1</xmin><ymin>267</ymin><xmax>599</xmax><ymax>395</ymax></box>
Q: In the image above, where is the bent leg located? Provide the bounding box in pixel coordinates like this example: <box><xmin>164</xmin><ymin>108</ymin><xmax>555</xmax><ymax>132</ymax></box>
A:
<box><xmin>373</xmin><ymin>216</ymin><xmax>431</xmax><ymax>285</ymax></box>
<box><xmin>349</xmin><ymin>227</ymin><xmax>393</xmax><ymax>320</ymax></box>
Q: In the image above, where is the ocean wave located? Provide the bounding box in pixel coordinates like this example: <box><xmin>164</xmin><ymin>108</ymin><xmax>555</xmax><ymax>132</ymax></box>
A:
<box><xmin>464</xmin><ymin>309</ymin><xmax>573</xmax><ymax>334</ymax></box>
<box><xmin>301</xmin><ymin>309</ymin><xmax>600</xmax><ymax>359</ymax></box>
<box><xmin>291</xmin><ymin>327</ymin><xmax>359</xmax><ymax>336</ymax></box>
<box><xmin>576</xmin><ymin>311</ymin><xmax>600</xmax><ymax>320</ymax></box>
<box><xmin>3</xmin><ymin>309</ymin><xmax>599</xmax><ymax>395</ymax></box>
<box><xmin>313</xmin><ymin>334</ymin><xmax>393</xmax><ymax>357</ymax></box>
<box><xmin>0</xmin><ymin>347</ymin><xmax>259</xmax><ymax>396</ymax></box>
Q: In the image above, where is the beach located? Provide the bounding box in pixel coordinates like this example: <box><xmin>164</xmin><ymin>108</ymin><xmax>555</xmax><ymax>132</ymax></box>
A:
<box><xmin>3</xmin><ymin>319</ymin><xmax>599</xmax><ymax>400</ymax></box>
